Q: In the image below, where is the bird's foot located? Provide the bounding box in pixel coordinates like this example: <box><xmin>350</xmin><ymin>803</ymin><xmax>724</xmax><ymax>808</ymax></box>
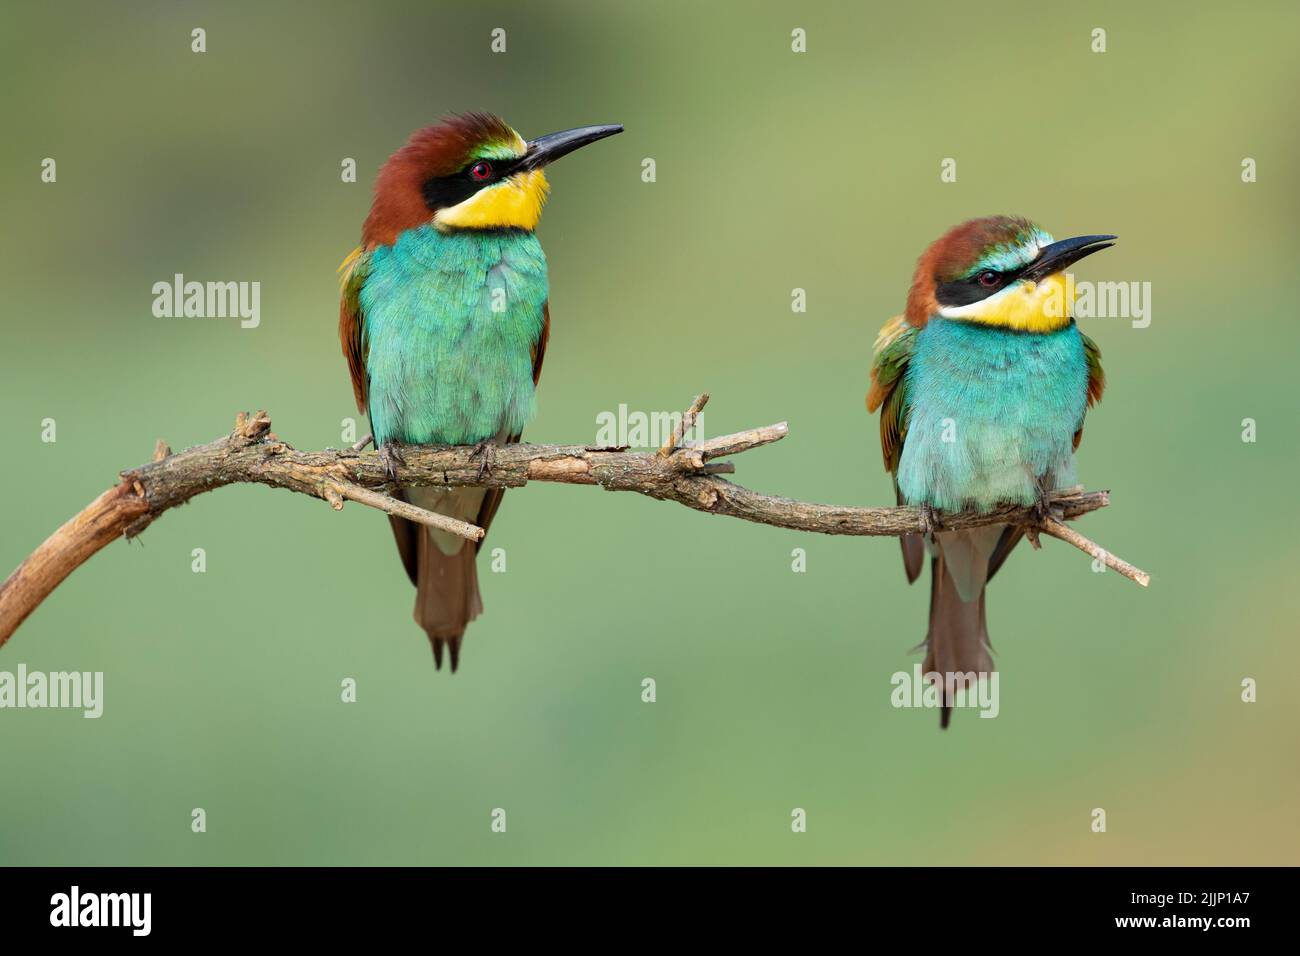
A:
<box><xmin>1030</xmin><ymin>489</ymin><xmax>1064</xmax><ymax>527</ymax></box>
<box><xmin>1027</xmin><ymin>490</ymin><xmax>1064</xmax><ymax>550</ymax></box>
<box><xmin>469</xmin><ymin>439</ymin><xmax>495</xmax><ymax>481</ymax></box>
<box><xmin>379</xmin><ymin>441</ymin><xmax>406</xmax><ymax>484</ymax></box>
<box><xmin>918</xmin><ymin>503</ymin><xmax>941</xmax><ymax>538</ymax></box>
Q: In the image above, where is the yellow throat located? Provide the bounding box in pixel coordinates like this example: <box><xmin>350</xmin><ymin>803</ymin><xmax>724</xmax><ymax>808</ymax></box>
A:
<box><xmin>435</xmin><ymin>169</ymin><xmax>550</xmax><ymax>231</ymax></box>
<box><xmin>942</xmin><ymin>272</ymin><xmax>1075</xmax><ymax>333</ymax></box>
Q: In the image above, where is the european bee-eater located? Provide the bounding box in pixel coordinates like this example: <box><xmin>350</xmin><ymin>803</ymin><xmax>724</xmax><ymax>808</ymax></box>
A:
<box><xmin>867</xmin><ymin>216</ymin><xmax>1113</xmax><ymax>726</ymax></box>
<box><xmin>339</xmin><ymin>112</ymin><xmax>622</xmax><ymax>670</ymax></box>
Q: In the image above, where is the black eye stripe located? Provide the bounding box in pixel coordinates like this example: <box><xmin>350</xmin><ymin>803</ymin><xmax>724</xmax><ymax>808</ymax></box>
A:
<box><xmin>421</xmin><ymin>156</ymin><xmax>526</xmax><ymax>212</ymax></box>
<box><xmin>934</xmin><ymin>261</ymin><xmax>1031</xmax><ymax>307</ymax></box>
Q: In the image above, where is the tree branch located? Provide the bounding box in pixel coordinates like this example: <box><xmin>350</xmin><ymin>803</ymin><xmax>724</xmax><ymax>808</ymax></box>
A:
<box><xmin>657</xmin><ymin>391</ymin><xmax>709</xmax><ymax>456</ymax></box>
<box><xmin>0</xmin><ymin>398</ymin><xmax>1148</xmax><ymax>648</ymax></box>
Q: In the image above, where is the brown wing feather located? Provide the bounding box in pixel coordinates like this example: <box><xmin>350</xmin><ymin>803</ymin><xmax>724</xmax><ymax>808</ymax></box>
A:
<box><xmin>338</xmin><ymin>247</ymin><xmax>370</xmax><ymax>411</ymax></box>
<box><xmin>1073</xmin><ymin>331</ymin><xmax>1106</xmax><ymax>451</ymax></box>
<box><xmin>472</xmin><ymin>302</ymin><xmax>549</xmax><ymax>550</ymax></box>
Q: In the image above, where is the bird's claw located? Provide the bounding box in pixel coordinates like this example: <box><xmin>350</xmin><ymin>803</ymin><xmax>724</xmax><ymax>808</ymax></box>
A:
<box><xmin>918</xmin><ymin>503</ymin><xmax>940</xmax><ymax>538</ymax></box>
<box><xmin>1030</xmin><ymin>491</ymin><xmax>1064</xmax><ymax>527</ymax></box>
<box><xmin>470</xmin><ymin>440</ymin><xmax>494</xmax><ymax>481</ymax></box>
<box><xmin>379</xmin><ymin>442</ymin><xmax>406</xmax><ymax>484</ymax></box>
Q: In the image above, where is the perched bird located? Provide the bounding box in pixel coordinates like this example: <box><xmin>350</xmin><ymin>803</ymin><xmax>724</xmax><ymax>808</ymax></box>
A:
<box><xmin>339</xmin><ymin>112</ymin><xmax>622</xmax><ymax>670</ymax></box>
<box><xmin>867</xmin><ymin>216</ymin><xmax>1113</xmax><ymax>726</ymax></box>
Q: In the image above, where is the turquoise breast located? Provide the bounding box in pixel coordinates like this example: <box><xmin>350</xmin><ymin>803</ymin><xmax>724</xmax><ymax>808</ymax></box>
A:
<box><xmin>360</xmin><ymin>226</ymin><xmax>549</xmax><ymax>446</ymax></box>
<box><xmin>896</xmin><ymin>318</ymin><xmax>1088</xmax><ymax>511</ymax></box>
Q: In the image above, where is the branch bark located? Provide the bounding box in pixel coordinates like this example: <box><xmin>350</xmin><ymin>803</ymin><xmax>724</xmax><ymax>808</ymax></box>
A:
<box><xmin>0</xmin><ymin>400</ymin><xmax>1148</xmax><ymax>648</ymax></box>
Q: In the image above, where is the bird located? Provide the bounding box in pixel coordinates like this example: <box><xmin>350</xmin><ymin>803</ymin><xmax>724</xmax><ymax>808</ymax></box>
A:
<box><xmin>338</xmin><ymin>112</ymin><xmax>622</xmax><ymax>671</ymax></box>
<box><xmin>866</xmin><ymin>216</ymin><xmax>1113</xmax><ymax>726</ymax></box>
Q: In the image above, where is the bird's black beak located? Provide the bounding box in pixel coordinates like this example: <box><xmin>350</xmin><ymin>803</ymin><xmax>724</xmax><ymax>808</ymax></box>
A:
<box><xmin>1021</xmin><ymin>234</ymin><xmax>1117</xmax><ymax>283</ymax></box>
<box><xmin>518</xmin><ymin>124</ymin><xmax>624</xmax><ymax>171</ymax></box>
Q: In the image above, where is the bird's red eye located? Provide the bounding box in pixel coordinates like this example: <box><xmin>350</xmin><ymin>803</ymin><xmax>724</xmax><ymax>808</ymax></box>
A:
<box><xmin>470</xmin><ymin>161</ymin><xmax>493</xmax><ymax>181</ymax></box>
<box><xmin>977</xmin><ymin>271</ymin><xmax>1000</xmax><ymax>288</ymax></box>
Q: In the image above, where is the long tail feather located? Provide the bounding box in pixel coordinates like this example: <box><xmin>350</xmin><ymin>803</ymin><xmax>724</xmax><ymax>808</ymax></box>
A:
<box><xmin>924</xmin><ymin>551</ymin><xmax>994</xmax><ymax>729</ymax></box>
<box><xmin>388</xmin><ymin>485</ymin><xmax>486</xmax><ymax>671</ymax></box>
<box><xmin>410</xmin><ymin>523</ymin><xmax>481</xmax><ymax>667</ymax></box>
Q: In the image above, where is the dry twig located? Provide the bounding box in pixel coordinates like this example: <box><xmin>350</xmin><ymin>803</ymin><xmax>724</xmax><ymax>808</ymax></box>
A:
<box><xmin>0</xmin><ymin>395</ymin><xmax>1148</xmax><ymax>647</ymax></box>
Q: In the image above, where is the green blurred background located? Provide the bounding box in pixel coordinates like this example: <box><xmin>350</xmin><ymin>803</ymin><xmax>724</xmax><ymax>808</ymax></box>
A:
<box><xmin>2</xmin><ymin>0</ymin><xmax>1297</xmax><ymax>865</ymax></box>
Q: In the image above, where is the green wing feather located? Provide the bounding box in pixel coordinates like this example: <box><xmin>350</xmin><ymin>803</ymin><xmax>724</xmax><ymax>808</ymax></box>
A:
<box><xmin>866</xmin><ymin>315</ymin><xmax>918</xmax><ymax>474</ymax></box>
<box><xmin>867</xmin><ymin>315</ymin><xmax>923</xmax><ymax>582</ymax></box>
